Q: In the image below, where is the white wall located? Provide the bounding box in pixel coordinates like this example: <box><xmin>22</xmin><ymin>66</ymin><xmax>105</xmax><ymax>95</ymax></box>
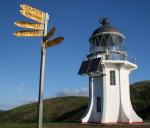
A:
<box><xmin>119</xmin><ymin>65</ymin><xmax>143</xmax><ymax>123</ymax></box>
<box><xmin>82</xmin><ymin>60</ymin><xmax>143</xmax><ymax>123</ymax></box>
<box><xmin>101</xmin><ymin>63</ymin><xmax>120</xmax><ymax>123</ymax></box>
<box><xmin>82</xmin><ymin>76</ymin><xmax>103</xmax><ymax>123</ymax></box>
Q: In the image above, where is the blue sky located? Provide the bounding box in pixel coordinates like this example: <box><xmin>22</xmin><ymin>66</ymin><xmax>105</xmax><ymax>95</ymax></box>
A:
<box><xmin>0</xmin><ymin>0</ymin><xmax>150</xmax><ymax>110</ymax></box>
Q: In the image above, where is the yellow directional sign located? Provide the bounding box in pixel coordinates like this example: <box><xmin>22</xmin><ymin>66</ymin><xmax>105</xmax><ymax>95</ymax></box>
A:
<box><xmin>20</xmin><ymin>10</ymin><xmax>45</xmax><ymax>23</ymax></box>
<box><xmin>20</xmin><ymin>4</ymin><xmax>45</xmax><ymax>18</ymax></box>
<box><xmin>44</xmin><ymin>37</ymin><xmax>64</xmax><ymax>48</ymax></box>
<box><xmin>14</xmin><ymin>30</ymin><xmax>43</xmax><ymax>37</ymax></box>
<box><xmin>15</xmin><ymin>21</ymin><xmax>44</xmax><ymax>30</ymax></box>
<box><xmin>43</xmin><ymin>27</ymin><xmax>56</xmax><ymax>42</ymax></box>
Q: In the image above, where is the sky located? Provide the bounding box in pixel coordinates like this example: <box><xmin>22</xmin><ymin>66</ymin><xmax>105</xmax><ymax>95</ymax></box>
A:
<box><xmin>0</xmin><ymin>0</ymin><xmax>150</xmax><ymax>110</ymax></box>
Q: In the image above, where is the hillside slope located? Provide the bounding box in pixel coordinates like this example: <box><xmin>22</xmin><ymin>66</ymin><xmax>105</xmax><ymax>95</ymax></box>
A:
<box><xmin>130</xmin><ymin>80</ymin><xmax>150</xmax><ymax>120</ymax></box>
<box><xmin>0</xmin><ymin>96</ymin><xmax>88</xmax><ymax>123</ymax></box>
<box><xmin>0</xmin><ymin>80</ymin><xmax>150</xmax><ymax>123</ymax></box>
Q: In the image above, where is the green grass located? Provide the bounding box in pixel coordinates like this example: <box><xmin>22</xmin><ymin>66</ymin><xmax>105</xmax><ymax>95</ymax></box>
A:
<box><xmin>0</xmin><ymin>123</ymin><xmax>150</xmax><ymax>128</ymax></box>
<box><xmin>0</xmin><ymin>123</ymin><xmax>35</xmax><ymax>128</ymax></box>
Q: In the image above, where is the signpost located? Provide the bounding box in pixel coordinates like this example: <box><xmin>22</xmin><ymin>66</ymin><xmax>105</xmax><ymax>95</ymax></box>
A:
<box><xmin>43</xmin><ymin>27</ymin><xmax>56</xmax><ymax>42</ymax></box>
<box><xmin>20</xmin><ymin>4</ymin><xmax>45</xmax><ymax>17</ymax></box>
<box><xmin>44</xmin><ymin>37</ymin><xmax>64</xmax><ymax>49</ymax></box>
<box><xmin>15</xmin><ymin>21</ymin><xmax>44</xmax><ymax>30</ymax></box>
<box><xmin>20</xmin><ymin>10</ymin><xmax>45</xmax><ymax>23</ymax></box>
<box><xmin>14</xmin><ymin>30</ymin><xmax>43</xmax><ymax>37</ymax></box>
<box><xmin>37</xmin><ymin>12</ymin><xmax>49</xmax><ymax>128</ymax></box>
<box><xmin>14</xmin><ymin>4</ymin><xmax>64</xmax><ymax>128</ymax></box>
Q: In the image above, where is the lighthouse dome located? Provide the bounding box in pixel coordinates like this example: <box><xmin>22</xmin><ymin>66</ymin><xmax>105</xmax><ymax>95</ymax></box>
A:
<box><xmin>91</xmin><ymin>18</ymin><xmax>124</xmax><ymax>38</ymax></box>
<box><xmin>89</xmin><ymin>18</ymin><xmax>127</xmax><ymax>61</ymax></box>
<box><xmin>89</xmin><ymin>18</ymin><xmax>126</xmax><ymax>50</ymax></box>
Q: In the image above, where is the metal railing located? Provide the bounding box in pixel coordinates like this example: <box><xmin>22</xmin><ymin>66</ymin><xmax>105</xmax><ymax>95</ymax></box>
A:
<box><xmin>103</xmin><ymin>53</ymin><xmax>136</xmax><ymax>64</ymax></box>
<box><xmin>125</xmin><ymin>55</ymin><xmax>136</xmax><ymax>64</ymax></box>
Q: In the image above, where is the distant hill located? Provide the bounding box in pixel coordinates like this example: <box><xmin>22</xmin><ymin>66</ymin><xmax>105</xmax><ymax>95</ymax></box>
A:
<box><xmin>0</xmin><ymin>80</ymin><xmax>149</xmax><ymax>123</ymax></box>
<box><xmin>0</xmin><ymin>96</ymin><xmax>88</xmax><ymax>123</ymax></box>
<box><xmin>130</xmin><ymin>80</ymin><xmax>150</xmax><ymax>120</ymax></box>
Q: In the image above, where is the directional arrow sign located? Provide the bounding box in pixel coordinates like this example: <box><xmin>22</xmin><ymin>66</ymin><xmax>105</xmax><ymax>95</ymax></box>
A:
<box><xmin>20</xmin><ymin>4</ymin><xmax>45</xmax><ymax>18</ymax></box>
<box><xmin>14</xmin><ymin>30</ymin><xmax>43</xmax><ymax>37</ymax></box>
<box><xmin>43</xmin><ymin>27</ymin><xmax>56</xmax><ymax>42</ymax></box>
<box><xmin>15</xmin><ymin>21</ymin><xmax>44</xmax><ymax>30</ymax></box>
<box><xmin>20</xmin><ymin>10</ymin><xmax>45</xmax><ymax>23</ymax></box>
<box><xmin>44</xmin><ymin>37</ymin><xmax>64</xmax><ymax>48</ymax></box>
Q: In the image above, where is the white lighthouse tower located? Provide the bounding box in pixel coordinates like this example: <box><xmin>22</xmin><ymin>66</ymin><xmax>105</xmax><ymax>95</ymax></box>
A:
<box><xmin>78</xmin><ymin>18</ymin><xmax>143</xmax><ymax>124</ymax></box>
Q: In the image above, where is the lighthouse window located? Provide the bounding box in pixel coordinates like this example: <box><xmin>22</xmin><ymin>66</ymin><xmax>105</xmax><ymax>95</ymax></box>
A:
<box><xmin>110</xmin><ymin>70</ymin><xmax>116</xmax><ymax>85</ymax></box>
<box><xmin>97</xmin><ymin>97</ymin><xmax>101</xmax><ymax>112</ymax></box>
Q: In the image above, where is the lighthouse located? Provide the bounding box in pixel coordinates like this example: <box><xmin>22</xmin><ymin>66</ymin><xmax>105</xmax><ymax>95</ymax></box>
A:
<box><xmin>78</xmin><ymin>18</ymin><xmax>143</xmax><ymax>123</ymax></box>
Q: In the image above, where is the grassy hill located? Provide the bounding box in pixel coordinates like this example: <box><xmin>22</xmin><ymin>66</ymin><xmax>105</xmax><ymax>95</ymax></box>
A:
<box><xmin>0</xmin><ymin>80</ymin><xmax>150</xmax><ymax>123</ymax></box>
<box><xmin>0</xmin><ymin>96</ymin><xmax>88</xmax><ymax>123</ymax></box>
<box><xmin>130</xmin><ymin>80</ymin><xmax>150</xmax><ymax>120</ymax></box>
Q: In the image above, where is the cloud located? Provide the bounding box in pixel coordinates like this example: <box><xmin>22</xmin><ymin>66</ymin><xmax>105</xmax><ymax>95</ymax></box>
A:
<box><xmin>1</xmin><ymin>86</ymin><xmax>88</xmax><ymax>110</ymax></box>
<box><xmin>0</xmin><ymin>104</ymin><xmax>18</xmax><ymax>110</ymax></box>
<box><xmin>0</xmin><ymin>98</ymin><xmax>38</xmax><ymax>110</ymax></box>
<box><xmin>16</xmin><ymin>83</ymin><xmax>24</xmax><ymax>92</ymax></box>
<box><xmin>23</xmin><ymin>98</ymin><xmax>38</xmax><ymax>104</ymax></box>
<box><xmin>55</xmin><ymin>86</ymin><xmax>89</xmax><ymax>97</ymax></box>
<box><xmin>14</xmin><ymin>98</ymin><xmax>38</xmax><ymax>104</ymax></box>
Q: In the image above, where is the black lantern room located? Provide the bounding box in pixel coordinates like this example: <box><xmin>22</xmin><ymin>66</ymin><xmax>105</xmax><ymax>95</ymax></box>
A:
<box><xmin>89</xmin><ymin>18</ymin><xmax>127</xmax><ymax>60</ymax></box>
<box><xmin>78</xmin><ymin>18</ymin><xmax>128</xmax><ymax>76</ymax></box>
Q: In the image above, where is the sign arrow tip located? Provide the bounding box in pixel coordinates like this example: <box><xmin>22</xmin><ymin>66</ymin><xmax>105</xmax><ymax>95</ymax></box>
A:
<box><xmin>20</xmin><ymin>5</ymin><xmax>23</xmax><ymax>8</ymax></box>
<box><xmin>14</xmin><ymin>22</ymin><xmax>17</xmax><ymax>25</ymax></box>
<box><xmin>13</xmin><ymin>32</ymin><xmax>17</xmax><ymax>36</ymax></box>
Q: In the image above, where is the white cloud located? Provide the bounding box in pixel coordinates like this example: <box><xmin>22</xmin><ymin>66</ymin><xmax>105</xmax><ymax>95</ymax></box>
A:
<box><xmin>0</xmin><ymin>98</ymin><xmax>38</xmax><ymax>110</ymax></box>
<box><xmin>55</xmin><ymin>86</ymin><xmax>89</xmax><ymax>97</ymax></box>
<box><xmin>14</xmin><ymin>98</ymin><xmax>38</xmax><ymax>104</ymax></box>
<box><xmin>0</xmin><ymin>104</ymin><xmax>18</xmax><ymax>110</ymax></box>
<box><xmin>1</xmin><ymin>86</ymin><xmax>88</xmax><ymax>110</ymax></box>
<box><xmin>23</xmin><ymin>98</ymin><xmax>38</xmax><ymax>104</ymax></box>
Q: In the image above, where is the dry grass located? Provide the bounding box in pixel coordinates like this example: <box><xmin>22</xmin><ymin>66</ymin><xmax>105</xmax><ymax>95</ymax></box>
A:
<box><xmin>0</xmin><ymin>123</ymin><xmax>150</xmax><ymax>128</ymax></box>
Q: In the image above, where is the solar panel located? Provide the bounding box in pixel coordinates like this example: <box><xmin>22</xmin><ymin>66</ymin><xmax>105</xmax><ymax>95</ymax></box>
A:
<box><xmin>78</xmin><ymin>60</ymin><xmax>91</xmax><ymax>75</ymax></box>
<box><xmin>88</xmin><ymin>58</ymin><xmax>101</xmax><ymax>73</ymax></box>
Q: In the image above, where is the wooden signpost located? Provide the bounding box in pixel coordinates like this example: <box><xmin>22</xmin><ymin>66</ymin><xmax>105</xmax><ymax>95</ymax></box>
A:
<box><xmin>44</xmin><ymin>37</ymin><xmax>64</xmax><ymax>48</ymax></box>
<box><xmin>14</xmin><ymin>30</ymin><xmax>43</xmax><ymax>37</ymax></box>
<box><xmin>15</xmin><ymin>21</ymin><xmax>44</xmax><ymax>30</ymax></box>
<box><xmin>14</xmin><ymin>4</ymin><xmax>64</xmax><ymax>128</ymax></box>
<box><xmin>20</xmin><ymin>10</ymin><xmax>45</xmax><ymax>23</ymax></box>
<box><xmin>43</xmin><ymin>27</ymin><xmax>56</xmax><ymax>42</ymax></box>
<box><xmin>20</xmin><ymin>4</ymin><xmax>45</xmax><ymax>17</ymax></box>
